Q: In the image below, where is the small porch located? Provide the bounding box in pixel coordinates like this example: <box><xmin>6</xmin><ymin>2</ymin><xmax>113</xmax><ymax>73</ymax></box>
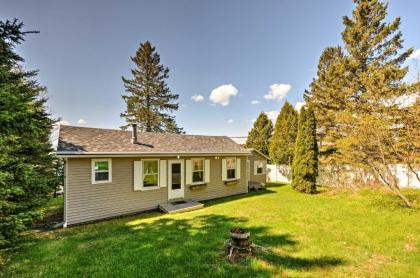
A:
<box><xmin>159</xmin><ymin>199</ymin><xmax>204</xmax><ymax>214</ymax></box>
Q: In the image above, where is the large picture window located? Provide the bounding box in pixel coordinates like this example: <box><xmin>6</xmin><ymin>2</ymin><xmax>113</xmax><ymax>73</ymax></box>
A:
<box><xmin>143</xmin><ymin>160</ymin><xmax>159</xmax><ymax>187</ymax></box>
<box><xmin>226</xmin><ymin>158</ymin><xmax>236</xmax><ymax>180</ymax></box>
<box><xmin>92</xmin><ymin>159</ymin><xmax>112</xmax><ymax>184</ymax></box>
<box><xmin>192</xmin><ymin>159</ymin><xmax>205</xmax><ymax>184</ymax></box>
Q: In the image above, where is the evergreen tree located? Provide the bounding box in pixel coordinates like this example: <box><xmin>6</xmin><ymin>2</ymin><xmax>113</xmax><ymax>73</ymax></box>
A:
<box><xmin>269</xmin><ymin>101</ymin><xmax>298</xmax><ymax>165</ymax></box>
<box><xmin>121</xmin><ymin>41</ymin><xmax>183</xmax><ymax>133</ymax></box>
<box><xmin>304</xmin><ymin>46</ymin><xmax>345</xmax><ymax>160</ymax></box>
<box><xmin>305</xmin><ymin>0</ymin><xmax>419</xmax><ymax>205</ymax></box>
<box><xmin>244</xmin><ymin>112</ymin><xmax>273</xmax><ymax>155</ymax></box>
<box><xmin>0</xmin><ymin>19</ymin><xmax>56</xmax><ymax>246</ymax></box>
<box><xmin>291</xmin><ymin>107</ymin><xmax>318</xmax><ymax>193</ymax></box>
<box><xmin>306</xmin><ymin>0</ymin><xmax>416</xmax><ymax>152</ymax></box>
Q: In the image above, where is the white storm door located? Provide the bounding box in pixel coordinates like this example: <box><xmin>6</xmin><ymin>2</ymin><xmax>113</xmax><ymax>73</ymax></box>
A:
<box><xmin>168</xmin><ymin>160</ymin><xmax>184</xmax><ymax>200</ymax></box>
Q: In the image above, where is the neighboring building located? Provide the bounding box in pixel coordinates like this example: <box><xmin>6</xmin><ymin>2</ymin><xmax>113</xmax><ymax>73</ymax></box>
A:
<box><xmin>247</xmin><ymin>149</ymin><xmax>269</xmax><ymax>189</ymax></box>
<box><xmin>55</xmin><ymin>125</ymin><xmax>267</xmax><ymax>226</ymax></box>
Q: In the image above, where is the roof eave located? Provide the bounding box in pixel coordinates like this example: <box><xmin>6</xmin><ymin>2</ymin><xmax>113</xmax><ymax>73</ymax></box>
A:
<box><xmin>56</xmin><ymin>151</ymin><xmax>252</xmax><ymax>158</ymax></box>
<box><xmin>247</xmin><ymin>148</ymin><xmax>270</xmax><ymax>160</ymax></box>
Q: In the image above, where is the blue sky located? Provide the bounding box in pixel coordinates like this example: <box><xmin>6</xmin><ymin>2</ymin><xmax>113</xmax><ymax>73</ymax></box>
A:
<box><xmin>2</xmin><ymin>0</ymin><xmax>420</xmax><ymax>141</ymax></box>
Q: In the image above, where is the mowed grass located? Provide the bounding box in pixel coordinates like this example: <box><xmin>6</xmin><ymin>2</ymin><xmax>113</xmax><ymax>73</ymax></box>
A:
<box><xmin>1</xmin><ymin>184</ymin><xmax>419</xmax><ymax>277</ymax></box>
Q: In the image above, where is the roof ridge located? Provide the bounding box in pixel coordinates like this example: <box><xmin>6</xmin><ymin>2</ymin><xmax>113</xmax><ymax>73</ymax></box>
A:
<box><xmin>59</xmin><ymin>125</ymin><xmax>231</xmax><ymax>138</ymax></box>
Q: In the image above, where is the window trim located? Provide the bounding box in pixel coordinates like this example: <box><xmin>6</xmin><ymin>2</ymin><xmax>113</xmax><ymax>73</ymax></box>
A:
<box><xmin>225</xmin><ymin>157</ymin><xmax>237</xmax><ymax>181</ymax></box>
<box><xmin>255</xmin><ymin>160</ymin><xmax>265</xmax><ymax>175</ymax></box>
<box><xmin>91</xmin><ymin>158</ymin><xmax>112</xmax><ymax>184</ymax></box>
<box><xmin>191</xmin><ymin>158</ymin><xmax>205</xmax><ymax>185</ymax></box>
<box><xmin>142</xmin><ymin>159</ymin><xmax>160</xmax><ymax>190</ymax></box>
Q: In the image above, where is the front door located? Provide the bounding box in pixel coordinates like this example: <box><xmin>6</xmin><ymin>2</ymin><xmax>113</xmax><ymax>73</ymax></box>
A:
<box><xmin>168</xmin><ymin>160</ymin><xmax>184</xmax><ymax>200</ymax></box>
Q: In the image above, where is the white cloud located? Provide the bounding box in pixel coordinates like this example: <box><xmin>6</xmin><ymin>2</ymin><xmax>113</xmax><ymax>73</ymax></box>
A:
<box><xmin>56</xmin><ymin>120</ymin><xmax>70</xmax><ymax>125</ymax></box>
<box><xmin>409</xmin><ymin>49</ymin><xmax>420</xmax><ymax>60</ymax></box>
<box><xmin>227</xmin><ymin>119</ymin><xmax>234</xmax><ymax>124</ymax></box>
<box><xmin>191</xmin><ymin>94</ymin><xmax>204</xmax><ymax>102</ymax></box>
<box><xmin>264</xmin><ymin>83</ymin><xmax>292</xmax><ymax>101</ymax></box>
<box><xmin>250</xmin><ymin>100</ymin><xmax>260</xmax><ymax>105</ymax></box>
<box><xmin>295</xmin><ymin>101</ymin><xmax>305</xmax><ymax>111</ymax></box>
<box><xmin>209</xmin><ymin>84</ymin><xmax>238</xmax><ymax>106</ymax></box>
<box><xmin>264</xmin><ymin>110</ymin><xmax>279</xmax><ymax>124</ymax></box>
<box><xmin>231</xmin><ymin>137</ymin><xmax>246</xmax><ymax>144</ymax></box>
<box><xmin>77</xmin><ymin>118</ymin><xmax>87</xmax><ymax>125</ymax></box>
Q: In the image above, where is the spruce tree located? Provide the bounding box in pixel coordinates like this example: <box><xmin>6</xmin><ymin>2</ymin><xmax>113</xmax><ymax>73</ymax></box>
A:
<box><xmin>121</xmin><ymin>41</ymin><xmax>183</xmax><ymax>133</ymax></box>
<box><xmin>306</xmin><ymin>0</ymin><xmax>416</xmax><ymax>152</ymax></box>
<box><xmin>0</xmin><ymin>19</ymin><xmax>56</xmax><ymax>246</ymax></box>
<box><xmin>269</xmin><ymin>101</ymin><xmax>298</xmax><ymax>166</ymax></box>
<box><xmin>305</xmin><ymin>0</ymin><xmax>419</xmax><ymax>205</ymax></box>
<box><xmin>244</xmin><ymin>112</ymin><xmax>273</xmax><ymax>155</ymax></box>
<box><xmin>291</xmin><ymin>107</ymin><xmax>318</xmax><ymax>193</ymax></box>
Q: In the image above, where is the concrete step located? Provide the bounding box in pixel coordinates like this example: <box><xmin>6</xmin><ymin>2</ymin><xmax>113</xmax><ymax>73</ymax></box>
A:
<box><xmin>159</xmin><ymin>200</ymin><xmax>204</xmax><ymax>214</ymax></box>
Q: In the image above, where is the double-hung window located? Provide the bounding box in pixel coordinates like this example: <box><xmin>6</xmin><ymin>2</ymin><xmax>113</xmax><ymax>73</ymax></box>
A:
<box><xmin>226</xmin><ymin>158</ymin><xmax>237</xmax><ymax>180</ymax></box>
<box><xmin>255</xmin><ymin>161</ymin><xmax>265</xmax><ymax>175</ymax></box>
<box><xmin>192</xmin><ymin>159</ymin><xmax>205</xmax><ymax>184</ymax></box>
<box><xmin>92</xmin><ymin>159</ymin><xmax>112</xmax><ymax>184</ymax></box>
<box><xmin>143</xmin><ymin>160</ymin><xmax>159</xmax><ymax>188</ymax></box>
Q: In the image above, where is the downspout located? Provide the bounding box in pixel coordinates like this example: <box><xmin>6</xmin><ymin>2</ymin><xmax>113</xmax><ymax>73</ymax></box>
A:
<box><xmin>63</xmin><ymin>158</ymin><xmax>68</xmax><ymax>228</ymax></box>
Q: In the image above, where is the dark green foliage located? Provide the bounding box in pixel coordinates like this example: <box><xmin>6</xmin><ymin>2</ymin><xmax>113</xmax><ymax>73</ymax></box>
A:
<box><xmin>0</xmin><ymin>19</ymin><xmax>56</xmax><ymax>247</ymax></box>
<box><xmin>291</xmin><ymin>107</ymin><xmax>318</xmax><ymax>193</ymax></box>
<box><xmin>121</xmin><ymin>41</ymin><xmax>183</xmax><ymax>133</ymax></box>
<box><xmin>303</xmin><ymin>0</ymin><xmax>418</xmax><ymax>205</ymax></box>
<box><xmin>269</xmin><ymin>101</ymin><xmax>298</xmax><ymax>165</ymax></box>
<box><xmin>244</xmin><ymin>112</ymin><xmax>273</xmax><ymax>155</ymax></box>
<box><xmin>305</xmin><ymin>0</ymin><xmax>416</xmax><ymax>162</ymax></box>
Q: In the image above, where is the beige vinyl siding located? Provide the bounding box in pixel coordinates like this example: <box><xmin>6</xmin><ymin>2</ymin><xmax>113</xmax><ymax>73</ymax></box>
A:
<box><xmin>249</xmin><ymin>151</ymin><xmax>267</xmax><ymax>184</ymax></box>
<box><xmin>65</xmin><ymin>155</ymin><xmax>248</xmax><ymax>225</ymax></box>
<box><xmin>66</xmin><ymin>157</ymin><xmax>167</xmax><ymax>225</ymax></box>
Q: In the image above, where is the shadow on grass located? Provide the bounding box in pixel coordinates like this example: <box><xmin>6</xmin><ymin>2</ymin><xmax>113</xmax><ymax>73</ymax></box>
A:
<box><xmin>202</xmin><ymin>188</ymin><xmax>277</xmax><ymax>208</ymax></box>
<box><xmin>265</xmin><ymin>182</ymin><xmax>289</xmax><ymax>188</ymax></box>
<box><xmin>3</xmin><ymin>213</ymin><xmax>344</xmax><ymax>277</ymax></box>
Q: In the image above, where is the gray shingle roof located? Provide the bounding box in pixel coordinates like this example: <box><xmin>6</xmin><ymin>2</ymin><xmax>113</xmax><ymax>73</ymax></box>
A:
<box><xmin>56</xmin><ymin>125</ymin><xmax>250</xmax><ymax>155</ymax></box>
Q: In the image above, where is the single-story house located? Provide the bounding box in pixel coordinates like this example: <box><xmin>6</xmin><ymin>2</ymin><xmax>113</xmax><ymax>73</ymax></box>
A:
<box><xmin>54</xmin><ymin>125</ymin><xmax>268</xmax><ymax>226</ymax></box>
<box><xmin>247</xmin><ymin>148</ymin><xmax>269</xmax><ymax>190</ymax></box>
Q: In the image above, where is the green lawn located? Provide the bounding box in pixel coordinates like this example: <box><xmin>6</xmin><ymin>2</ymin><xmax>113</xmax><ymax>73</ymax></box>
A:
<box><xmin>1</xmin><ymin>184</ymin><xmax>419</xmax><ymax>277</ymax></box>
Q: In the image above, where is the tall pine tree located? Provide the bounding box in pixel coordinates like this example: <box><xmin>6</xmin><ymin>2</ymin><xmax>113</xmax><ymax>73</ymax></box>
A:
<box><xmin>305</xmin><ymin>0</ymin><xmax>419</xmax><ymax>205</ymax></box>
<box><xmin>269</xmin><ymin>101</ymin><xmax>298</xmax><ymax>166</ymax></box>
<box><xmin>0</xmin><ymin>19</ymin><xmax>56</xmax><ymax>246</ymax></box>
<box><xmin>291</xmin><ymin>106</ymin><xmax>318</xmax><ymax>194</ymax></box>
<box><xmin>121</xmin><ymin>41</ymin><xmax>183</xmax><ymax>133</ymax></box>
<box><xmin>244</xmin><ymin>112</ymin><xmax>273</xmax><ymax>155</ymax></box>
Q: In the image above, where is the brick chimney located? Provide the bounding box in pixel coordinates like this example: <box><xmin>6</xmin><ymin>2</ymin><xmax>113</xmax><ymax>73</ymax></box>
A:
<box><xmin>131</xmin><ymin>124</ymin><xmax>138</xmax><ymax>144</ymax></box>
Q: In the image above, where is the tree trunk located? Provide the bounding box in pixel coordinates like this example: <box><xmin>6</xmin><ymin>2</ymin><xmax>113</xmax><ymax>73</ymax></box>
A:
<box><xmin>369</xmin><ymin>162</ymin><xmax>412</xmax><ymax>207</ymax></box>
<box><xmin>393</xmin><ymin>186</ymin><xmax>412</xmax><ymax>207</ymax></box>
<box><xmin>407</xmin><ymin>163</ymin><xmax>420</xmax><ymax>183</ymax></box>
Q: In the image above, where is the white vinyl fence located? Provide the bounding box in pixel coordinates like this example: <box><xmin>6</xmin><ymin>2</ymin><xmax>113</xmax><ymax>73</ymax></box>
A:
<box><xmin>267</xmin><ymin>164</ymin><xmax>290</xmax><ymax>183</ymax></box>
<box><xmin>392</xmin><ymin>164</ymin><xmax>420</xmax><ymax>188</ymax></box>
<box><xmin>267</xmin><ymin>164</ymin><xmax>419</xmax><ymax>188</ymax></box>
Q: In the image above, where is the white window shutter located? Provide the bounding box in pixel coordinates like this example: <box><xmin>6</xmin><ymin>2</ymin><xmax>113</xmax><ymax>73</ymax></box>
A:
<box><xmin>222</xmin><ymin>159</ymin><xmax>227</xmax><ymax>181</ymax></box>
<box><xmin>205</xmin><ymin>159</ymin><xmax>210</xmax><ymax>183</ymax></box>
<box><xmin>159</xmin><ymin>160</ymin><xmax>167</xmax><ymax>187</ymax></box>
<box><xmin>186</xmin><ymin>159</ymin><xmax>192</xmax><ymax>185</ymax></box>
<box><xmin>263</xmin><ymin>161</ymin><xmax>267</xmax><ymax>174</ymax></box>
<box><xmin>133</xmin><ymin>161</ymin><xmax>142</xmax><ymax>191</ymax></box>
<box><xmin>236</xmin><ymin>158</ymin><xmax>241</xmax><ymax>179</ymax></box>
<box><xmin>254</xmin><ymin>162</ymin><xmax>258</xmax><ymax>175</ymax></box>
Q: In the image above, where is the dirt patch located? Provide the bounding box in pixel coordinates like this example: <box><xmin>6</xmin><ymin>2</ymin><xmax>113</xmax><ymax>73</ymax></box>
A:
<box><xmin>33</xmin><ymin>209</ymin><xmax>63</xmax><ymax>230</ymax></box>
<box><xmin>404</xmin><ymin>235</ymin><xmax>417</xmax><ymax>252</ymax></box>
<box><xmin>361</xmin><ymin>253</ymin><xmax>392</xmax><ymax>274</ymax></box>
